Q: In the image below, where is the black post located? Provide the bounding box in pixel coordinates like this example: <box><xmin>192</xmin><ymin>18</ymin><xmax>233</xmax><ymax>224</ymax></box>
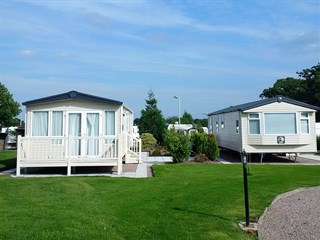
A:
<box><xmin>241</xmin><ymin>150</ymin><xmax>250</xmax><ymax>226</ymax></box>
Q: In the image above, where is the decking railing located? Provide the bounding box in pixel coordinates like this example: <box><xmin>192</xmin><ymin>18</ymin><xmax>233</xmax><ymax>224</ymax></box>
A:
<box><xmin>17</xmin><ymin>135</ymin><xmax>124</xmax><ymax>176</ymax></box>
<box><xmin>124</xmin><ymin>133</ymin><xmax>142</xmax><ymax>163</ymax></box>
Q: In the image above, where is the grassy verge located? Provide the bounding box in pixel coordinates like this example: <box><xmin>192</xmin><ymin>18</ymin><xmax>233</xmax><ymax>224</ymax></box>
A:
<box><xmin>0</xmin><ymin>164</ymin><xmax>319</xmax><ymax>240</ymax></box>
<box><xmin>0</xmin><ymin>150</ymin><xmax>16</xmax><ymax>171</ymax></box>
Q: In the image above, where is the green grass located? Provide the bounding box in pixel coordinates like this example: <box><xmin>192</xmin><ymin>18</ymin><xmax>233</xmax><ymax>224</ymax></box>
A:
<box><xmin>0</xmin><ymin>163</ymin><xmax>319</xmax><ymax>240</ymax></box>
<box><xmin>0</xmin><ymin>150</ymin><xmax>16</xmax><ymax>171</ymax></box>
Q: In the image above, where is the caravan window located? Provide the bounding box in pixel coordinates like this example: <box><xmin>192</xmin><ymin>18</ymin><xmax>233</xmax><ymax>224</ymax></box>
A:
<box><xmin>236</xmin><ymin>120</ymin><xmax>239</xmax><ymax>134</ymax></box>
<box><xmin>300</xmin><ymin>112</ymin><xmax>309</xmax><ymax>134</ymax></box>
<box><xmin>265</xmin><ymin>113</ymin><xmax>297</xmax><ymax>134</ymax></box>
<box><xmin>220</xmin><ymin>115</ymin><xmax>225</xmax><ymax>129</ymax></box>
<box><xmin>248</xmin><ymin>113</ymin><xmax>260</xmax><ymax>134</ymax></box>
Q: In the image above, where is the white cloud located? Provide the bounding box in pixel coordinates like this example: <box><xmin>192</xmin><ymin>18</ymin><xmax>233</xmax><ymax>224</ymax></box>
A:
<box><xmin>19</xmin><ymin>49</ymin><xmax>34</xmax><ymax>56</ymax></box>
<box><xmin>18</xmin><ymin>0</ymin><xmax>269</xmax><ymax>39</ymax></box>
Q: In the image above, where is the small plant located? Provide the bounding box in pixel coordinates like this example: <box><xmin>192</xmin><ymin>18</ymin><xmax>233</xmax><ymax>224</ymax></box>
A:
<box><xmin>164</xmin><ymin>130</ymin><xmax>191</xmax><ymax>163</ymax></box>
<box><xmin>193</xmin><ymin>153</ymin><xmax>209</xmax><ymax>162</ymax></box>
<box><xmin>140</xmin><ymin>133</ymin><xmax>157</xmax><ymax>150</ymax></box>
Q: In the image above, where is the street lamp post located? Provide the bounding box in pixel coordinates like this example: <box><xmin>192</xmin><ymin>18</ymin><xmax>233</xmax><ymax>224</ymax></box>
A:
<box><xmin>240</xmin><ymin>150</ymin><xmax>250</xmax><ymax>227</ymax></box>
<box><xmin>173</xmin><ymin>96</ymin><xmax>180</xmax><ymax>128</ymax></box>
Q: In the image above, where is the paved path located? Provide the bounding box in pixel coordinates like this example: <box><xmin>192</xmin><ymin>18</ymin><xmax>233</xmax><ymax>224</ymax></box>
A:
<box><xmin>258</xmin><ymin>187</ymin><xmax>320</xmax><ymax>240</ymax></box>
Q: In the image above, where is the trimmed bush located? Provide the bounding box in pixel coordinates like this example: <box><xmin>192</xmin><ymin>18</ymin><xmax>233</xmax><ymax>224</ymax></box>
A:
<box><xmin>191</xmin><ymin>132</ymin><xmax>207</xmax><ymax>155</ymax></box>
<box><xmin>191</xmin><ymin>132</ymin><xmax>219</xmax><ymax>160</ymax></box>
<box><xmin>206</xmin><ymin>134</ymin><xmax>220</xmax><ymax>160</ymax></box>
<box><xmin>164</xmin><ymin>130</ymin><xmax>191</xmax><ymax>163</ymax></box>
<box><xmin>141</xmin><ymin>133</ymin><xmax>157</xmax><ymax>150</ymax></box>
<box><xmin>317</xmin><ymin>135</ymin><xmax>320</xmax><ymax>151</ymax></box>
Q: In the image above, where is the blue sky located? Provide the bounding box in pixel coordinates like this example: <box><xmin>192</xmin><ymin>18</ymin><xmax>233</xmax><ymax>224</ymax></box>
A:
<box><xmin>1</xmin><ymin>0</ymin><xmax>319</xmax><ymax>119</ymax></box>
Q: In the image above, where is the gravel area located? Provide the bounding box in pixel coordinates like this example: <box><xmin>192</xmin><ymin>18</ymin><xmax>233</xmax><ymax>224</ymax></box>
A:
<box><xmin>258</xmin><ymin>186</ymin><xmax>320</xmax><ymax>240</ymax></box>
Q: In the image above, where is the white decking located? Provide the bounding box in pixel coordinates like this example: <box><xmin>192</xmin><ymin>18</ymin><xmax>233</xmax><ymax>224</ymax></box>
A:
<box><xmin>16</xmin><ymin>134</ymin><xmax>141</xmax><ymax>176</ymax></box>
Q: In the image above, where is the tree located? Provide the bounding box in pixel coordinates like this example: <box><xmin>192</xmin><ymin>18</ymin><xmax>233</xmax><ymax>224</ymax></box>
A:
<box><xmin>296</xmin><ymin>64</ymin><xmax>320</xmax><ymax>107</ymax></box>
<box><xmin>259</xmin><ymin>77</ymin><xmax>304</xmax><ymax>100</ymax></box>
<box><xmin>133</xmin><ymin>118</ymin><xmax>140</xmax><ymax>126</ymax></box>
<box><xmin>181</xmin><ymin>110</ymin><xmax>194</xmax><ymax>124</ymax></box>
<box><xmin>165</xmin><ymin>116</ymin><xmax>179</xmax><ymax>124</ymax></box>
<box><xmin>194</xmin><ymin>118</ymin><xmax>208</xmax><ymax>128</ymax></box>
<box><xmin>0</xmin><ymin>83</ymin><xmax>21</xmax><ymax>129</ymax></box>
<box><xmin>138</xmin><ymin>90</ymin><xmax>166</xmax><ymax>144</ymax></box>
<box><xmin>260</xmin><ymin>63</ymin><xmax>320</xmax><ymax>120</ymax></box>
<box><xmin>166</xmin><ymin>111</ymin><xmax>193</xmax><ymax>125</ymax></box>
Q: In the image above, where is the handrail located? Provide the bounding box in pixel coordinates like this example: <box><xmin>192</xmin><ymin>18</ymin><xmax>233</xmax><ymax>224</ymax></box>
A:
<box><xmin>126</xmin><ymin>134</ymin><xmax>141</xmax><ymax>163</ymax></box>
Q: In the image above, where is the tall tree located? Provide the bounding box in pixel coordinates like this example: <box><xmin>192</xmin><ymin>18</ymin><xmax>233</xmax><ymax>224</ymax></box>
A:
<box><xmin>296</xmin><ymin>64</ymin><xmax>320</xmax><ymax>107</ymax></box>
<box><xmin>259</xmin><ymin>77</ymin><xmax>304</xmax><ymax>100</ymax></box>
<box><xmin>260</xmin><ymin>64</ymin><xmax>320</xmax><ymax>120</ymax></box>
<box><xmin>138</xmin><ymin>90</ymin><xmax>166</xmax><ymax>144</ymax></box>
<box><xmin>0</xmin><ymin>83</ymin><xmax>21</xmax><ymax>128</ymax></box>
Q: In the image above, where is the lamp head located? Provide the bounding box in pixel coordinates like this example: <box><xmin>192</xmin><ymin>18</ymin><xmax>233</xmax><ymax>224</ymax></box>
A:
<box><xmin>241</xmin><ymin>150</ymin><xmax>247</xmax><ymax>164</ymax></box>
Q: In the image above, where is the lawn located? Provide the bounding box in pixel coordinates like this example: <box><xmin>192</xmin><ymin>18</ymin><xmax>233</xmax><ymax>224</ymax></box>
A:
<box><xmin>0</xmin><ymin>155</ymin><xmax>319</xmax><ymax>239</ymax></box>
<box><xmin>0</xmin><ymin>150</ymin><xmax>16</xmax><ymax>171</ymax></box>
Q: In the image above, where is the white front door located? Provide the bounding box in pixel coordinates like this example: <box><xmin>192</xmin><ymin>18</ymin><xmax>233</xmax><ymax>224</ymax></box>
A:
<box><xmin>68</xmin><ymin>112</ymin><xmax>100</xmax><ymax>157</ymax></box>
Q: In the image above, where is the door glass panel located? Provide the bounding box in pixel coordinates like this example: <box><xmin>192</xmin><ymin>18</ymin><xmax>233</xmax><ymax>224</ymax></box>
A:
<box><xmin>87</xmin><ymin>113</ymin><xmax>99</xmax><ymax>156</ymax></box>
<box><xmin>69</xmin><ymin>113</ymin><xmax>81</xmax><ymax>156</ymax></box>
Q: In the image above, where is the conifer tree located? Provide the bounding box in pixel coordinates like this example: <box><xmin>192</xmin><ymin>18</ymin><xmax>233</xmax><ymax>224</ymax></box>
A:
<box><xmin>138</xmin><ymin>90</ymin><xmax>166</xmax><ymax>144</ymax></box>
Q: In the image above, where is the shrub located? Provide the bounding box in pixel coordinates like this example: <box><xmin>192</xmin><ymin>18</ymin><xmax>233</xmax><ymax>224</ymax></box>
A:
<box><xmin>206</xmin><ymin>134</ymin><xmax>220</xmax><ymax>160</ymax></box>
<box><xmin>191</xmin><ymin>133</ymin><xmax>219</xmax><ymax>160</ymax></box>
<box><xmin>194</xmin><ymin>153</ymin><xmax>209</xmax><ymax>162</ymax></box>
<box><xmin>317</xmin><ymin>135</ymin><xmax>320</xmax><ymax>151</ymax></box>
<box><xmin>191</xmin><ymin>132</ymin><xmax>207</xmax><ymax>155</ymax></box>
<box><xmin>140</xmin><ymin>133</ymin><xmax>157</xmax><ymax>150</ymax></box>
<box><xmin>151</xmin><ymin>148</ymin><xmax>161</xmax><ymax>156</ymax></box>
<box><xmin>164</xmin><ymin>130</ymin><xmax>191</xmax><ymax>163</ymax></box>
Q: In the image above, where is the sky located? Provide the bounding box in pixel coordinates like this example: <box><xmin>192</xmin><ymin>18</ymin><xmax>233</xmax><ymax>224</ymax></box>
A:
<box><xmin>1</xmin><ymin>0</ymin><xmax>320</xmax><ymax>119</ymax></box>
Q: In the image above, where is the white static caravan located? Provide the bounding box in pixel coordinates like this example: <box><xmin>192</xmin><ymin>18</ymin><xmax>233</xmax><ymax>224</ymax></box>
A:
<box><xmin>17</xmin><ymin>91</ymin><xmax>141</xmax><ymax>176</ymax></box>
<box><xmin>208</xmin><ymin>96</ymin><xmax>320</xmax><ymax>159</ymax></box>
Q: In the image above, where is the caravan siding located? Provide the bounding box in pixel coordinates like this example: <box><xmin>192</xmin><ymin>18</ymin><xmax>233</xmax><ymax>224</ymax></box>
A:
<box><xmin>209</xmin><ymin>111</ymin><xmax>242</xmax><ymax>152</ymax></box>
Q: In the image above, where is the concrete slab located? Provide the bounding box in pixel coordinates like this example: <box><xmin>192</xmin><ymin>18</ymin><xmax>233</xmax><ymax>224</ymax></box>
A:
<box><xmin>146</xmin><ymin>156</ymin><xmax>173</xmax><ymax>164</ymax></box>
<box><xmin>238</xmin><ymin>222</ymin><xmax>258</xmax><ymax>236</ymax></box>
<box><xmin>134</xmin><ymin>162</ymin><xmax>148</xmax><ymax>178</ymax></box>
